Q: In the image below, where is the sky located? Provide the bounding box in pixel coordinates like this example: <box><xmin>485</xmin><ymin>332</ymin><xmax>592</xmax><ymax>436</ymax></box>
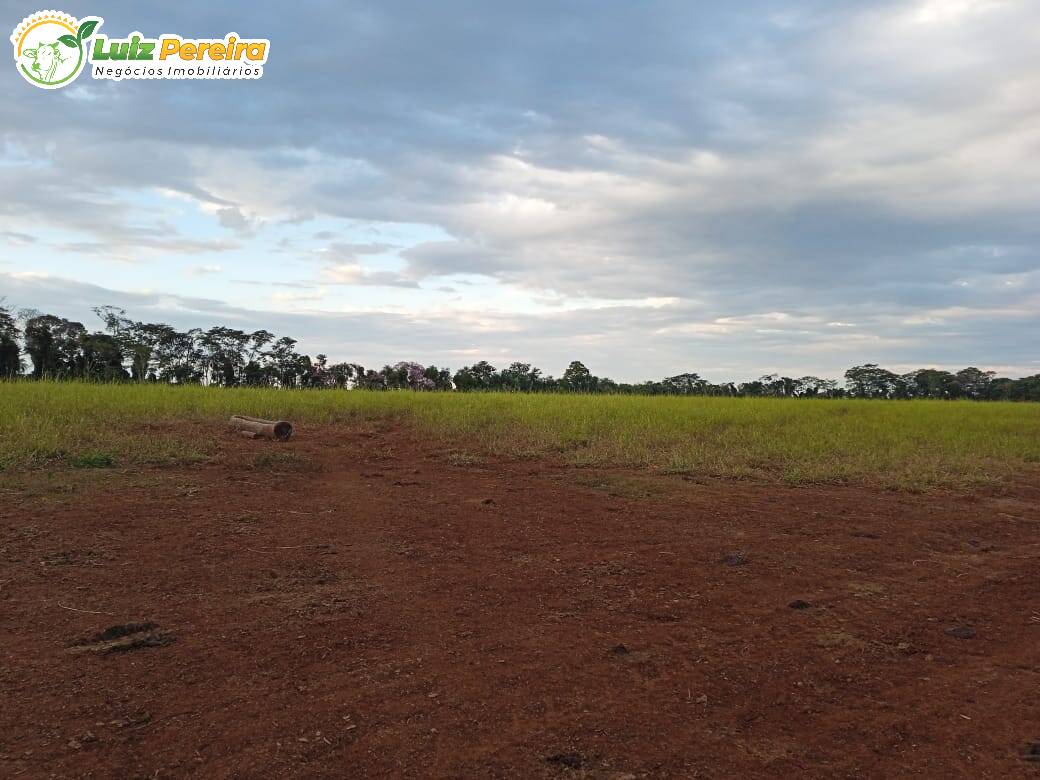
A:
<box><xmin>2</xmin><ymin>0</ymin><xmax>1038</xmax><ymax>382</ymax></box>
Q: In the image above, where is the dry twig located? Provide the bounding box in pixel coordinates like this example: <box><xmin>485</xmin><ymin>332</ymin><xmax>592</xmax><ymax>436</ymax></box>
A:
<box><xmin>57</xmin><ymin>602</ymin><xmax>115</xmax><ymax>615</ymax></box>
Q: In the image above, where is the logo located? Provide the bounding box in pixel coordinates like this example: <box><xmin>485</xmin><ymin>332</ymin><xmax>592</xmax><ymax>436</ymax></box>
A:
<box><xmin>11</xmin><ymin>11</ymin><xmax>100</xmax><ymax>88</ymax></box>
<box><xmin>12</xmin><ymin>10</ymin><xmax>269</xmax><ymax>89</ymax></box>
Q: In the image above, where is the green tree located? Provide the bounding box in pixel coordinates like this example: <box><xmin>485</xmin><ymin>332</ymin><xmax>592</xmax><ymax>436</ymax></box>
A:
<box><xmin>0</xmin><ymin>305</ymin><xmax>20</xmax><ymax>377</ymax></box>
<box><xmin>199</xmin><ymin>327</ymin><xmax>252</xmax><ymax>386</ymax></box>
<box><xmin>328</xmin><ymin>362</ymin><xmax>366</xmax><ymax>388</ymax></box>
<box><xmin>661</xmin><ymin>372</ymin><xmax>704</xmax><ymax>395</ymax></box>
<box><xmin>241</xmin><ymin>330</ymin><xmax>275</xmax><ymax>386</ymax></box>
<box><xmin>262</xmin><ymin>336</ymin><xmax>307</xmax><ymax>388</ymax></box>
<box><xmin>794</xmin><ymin>376</ymin><xmax>837</xmax><ymax>397</ymax></box>
<box><xmin>954</xmin><ymin>367</ymin><xmax>995</xmax><ymax>399</ymax></box>
<box><xmin>453</xmin><ymin>360</ymin><xmax>499</xmax><ymax>391</ymax></box>
<box><xmin>80</xmin><ymin>333</ymin><xmax>128</xmax><ymax>380</ymax></box>
<box><xmin>901</xmin><ymin>369</ymin><xmax>957</xmax><ymax>399</ymax></box>
<box><xmin>500</xmin><ymin>362</ymin><xmax>543</xmax><ymax>392</ymax></box>
<box><xmin>844</xmin><ymin>364</ymin><xmax>900</xmax><ymax>398</ymax></box>
<box><xmin>562</xmin><ymin>360</ymin><xmax>596</xmax><ymax>392</ymax></box>
<box><xmin>423</xmin><ymin>364</ymin><xmax>453</xmax><ymax>390</ymax></box>
<box><xmin>23</xmin><ymin>314</ymin><xmax>86</xmax><ymax>378</ymax></box>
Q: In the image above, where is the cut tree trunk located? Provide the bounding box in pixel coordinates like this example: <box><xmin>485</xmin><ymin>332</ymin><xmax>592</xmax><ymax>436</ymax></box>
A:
<box><xmin>229</xmin><ymin>415</ymin><xmax>294</xmax><ymax>441</ymax></box>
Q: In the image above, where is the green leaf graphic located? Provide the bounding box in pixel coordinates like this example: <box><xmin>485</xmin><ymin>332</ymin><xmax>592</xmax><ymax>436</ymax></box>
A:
<box><xmin>58</xmin><ymin>34</ymin><xmax>78</xmax><ymax>48</ymax></box>
<box><xmin>77</xmin><ymin>19</ymin><xmax>99</xmax><ymax>40</ymax></box>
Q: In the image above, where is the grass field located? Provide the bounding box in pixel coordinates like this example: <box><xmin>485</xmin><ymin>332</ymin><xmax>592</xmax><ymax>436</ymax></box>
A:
<box><xmin>2</xmin><ymin>380</ymin><xmax>1038</xmax><ymax>488</ymax></box>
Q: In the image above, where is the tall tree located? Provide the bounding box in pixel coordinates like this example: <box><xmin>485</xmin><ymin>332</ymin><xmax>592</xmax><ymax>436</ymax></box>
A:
<box><xmin>794</xmin><ymin>376</ymin><xmax>837</xmax><ymax>397</ymax></box>
<box><xmin>500</xmin><ymin>362</ymin><xmax>543</xmax><ymax>392</ymax></box>
<box><xmin>844</xmin><ymin>364</ymin><xmax>900</xmax><ymax>399</ymax></box>
<box><xmin>662</xmin><ymin>372</ymin><xmax>705</xmax><ymax>395</ymax></box>
<box><xmin>0</xmin><ymin>305</ymin><xmax>20</xmax><ymax>377</ymax></box>
<box><xmin>241</xmin><ymin>330</ymin><xmax>275</xmax><ymax>386</ymax></box>
<box><xmin>23</xmin><ymin>315</ymin><xmax>86</xmax><ymax>378</ymax></box>
<box><xmin>954</xmin><ymin>367</ymin><xmax>995</xmax><ymax>400</ymax></box>
<box><xmin>79</xmin><ymin>333</ymin><xmax>128</xmax><ymax>380</ymax></box>
<box><xmin>758</xmin><ymin>374</ymin><xmax>799</xmax><ymax>397</ymax></box>
<box><xmin>199</xmin><ymin>327</ymin><xmax>251</xmax><ymax>386</ymax></box>
<box><xmin>453</xmin><ymin>360</ymin><xmax>499</xmax><ymax>391</ymax></box>
<box><xmin>266</xmin><ymin>336</ymin><xmax>310</xmax><ymax>388</ymax></box>
<box><xmin>423</xmin><ymin>364</ymin><xmax>453</xmax><ymax>390</ymax></box>
<box><xmin>562</xmin><ymin>360</ymin><xmax>596</xmax><ymax>392</ymax></box>
<box><xmin>902</xmin><ymin>368</ymin><xmax>957</xmax><ymax>399</ymax></box>
<box><xmin>328</xmin><ymin>362</ymin><xmax>366</xmax><ymax>388</ymax></box>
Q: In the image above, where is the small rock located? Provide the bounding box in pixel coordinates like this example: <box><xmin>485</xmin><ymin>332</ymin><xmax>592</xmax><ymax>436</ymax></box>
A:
<box><xmin>610</xmin><ymin>644</ymin><xmax>629</xmax><ymax>656</ymax></box>
<box><xmin>788</xmin><ymin>599</ymin><xmax>813</xmax><ymax>610</ymax></box>
<box><xmin>1023</xmin><ymin>742</ymin><xmax>1040</xmax><ymax>762</ymax></box>
<box><xmin>945</xmin><ymin>626</ymin><xmax>976</xmax><ymax>640</ymax></box>
<box><xmin>67</xmin><ymin>739</ymin><xmax>81</xmax><ymax>750</ymax></box>
<box><xmin>695</xmin><ymin>694</ymin><xmax>708</xmax><ymax>705</ymax></box>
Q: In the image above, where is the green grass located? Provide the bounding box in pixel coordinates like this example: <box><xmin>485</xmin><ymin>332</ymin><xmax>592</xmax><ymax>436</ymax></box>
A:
<box><xmin>1</xmin><ymin>380</ymin><xmax>1038</xmax><ymax>489</ymax></box>
<box><xmin>69</xmin><ymin>451</ymin><xmax>115</xmax><ymax>469</ymax></box>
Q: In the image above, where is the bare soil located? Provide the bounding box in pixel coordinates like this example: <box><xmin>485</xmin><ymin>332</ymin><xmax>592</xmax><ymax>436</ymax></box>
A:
<box><xmin>1</xmin><ymin>423</ymin><xmax>1038</xmax><ymax>778</ymax></box>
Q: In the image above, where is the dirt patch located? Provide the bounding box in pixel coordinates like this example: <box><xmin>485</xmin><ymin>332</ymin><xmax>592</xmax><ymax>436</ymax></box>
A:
<box><xmin>545</xmin><ymin>751</ymin><xmax>584</xmax><ymax>769</ymax></box>
<box><xmin>1</xmin><ymin>423</ymin><xmax>1038</xmax><ymax>777</ymax></box>
<box><xmin>720</xmin><ymin>551</ymin><xmax>750</xmax><ymax>567</ymax></box>
<box><xmin>40</xmin><ymin>549</ymin><xmax>111</xmax><ymax>567</ymax></box>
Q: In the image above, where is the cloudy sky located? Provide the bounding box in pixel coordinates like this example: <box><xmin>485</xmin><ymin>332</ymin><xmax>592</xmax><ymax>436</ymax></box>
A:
<box><xmin>2</xmin><ymin>0</ymin><xmax>1038</xmax><ymax>382</ymax></box>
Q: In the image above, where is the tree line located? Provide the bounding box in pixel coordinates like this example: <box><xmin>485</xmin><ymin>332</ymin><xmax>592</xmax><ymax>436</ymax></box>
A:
<box><xmin>0</xmin><ymin>304</ymin><xmax>1037</xmax><ymax>400</ymax></box>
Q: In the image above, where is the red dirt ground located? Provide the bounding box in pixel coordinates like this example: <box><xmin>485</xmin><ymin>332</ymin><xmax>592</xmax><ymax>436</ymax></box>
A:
<box><xmin>1</xmin><ymin>423</ymin><xmax>1038</xmax><ymax>778</ymax></box>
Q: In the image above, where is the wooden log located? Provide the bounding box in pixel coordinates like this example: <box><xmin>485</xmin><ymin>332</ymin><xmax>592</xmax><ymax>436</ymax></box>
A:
<box><xmin>229</xmin><ymin>415</ymin><xmax>293</xmax><ymax>441</ymax></box>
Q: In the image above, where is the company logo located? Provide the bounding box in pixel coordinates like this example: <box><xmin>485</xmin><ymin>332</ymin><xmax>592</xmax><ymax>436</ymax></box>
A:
<box><xmin>12</xmin><ymin>10</ymin><xmax>269</xmax><ymax>89</ymax></box>
<box><xmin>11</xmin><ymin>11</ymin><xmax>99</xmax><ymax>88</ymax></box>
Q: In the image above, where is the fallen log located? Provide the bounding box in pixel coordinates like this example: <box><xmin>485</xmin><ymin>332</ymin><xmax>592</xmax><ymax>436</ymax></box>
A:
<box><xmin>229</xmin><ymin>415</ymin><xmax>293</xmax><ymax>441</ymax></box>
